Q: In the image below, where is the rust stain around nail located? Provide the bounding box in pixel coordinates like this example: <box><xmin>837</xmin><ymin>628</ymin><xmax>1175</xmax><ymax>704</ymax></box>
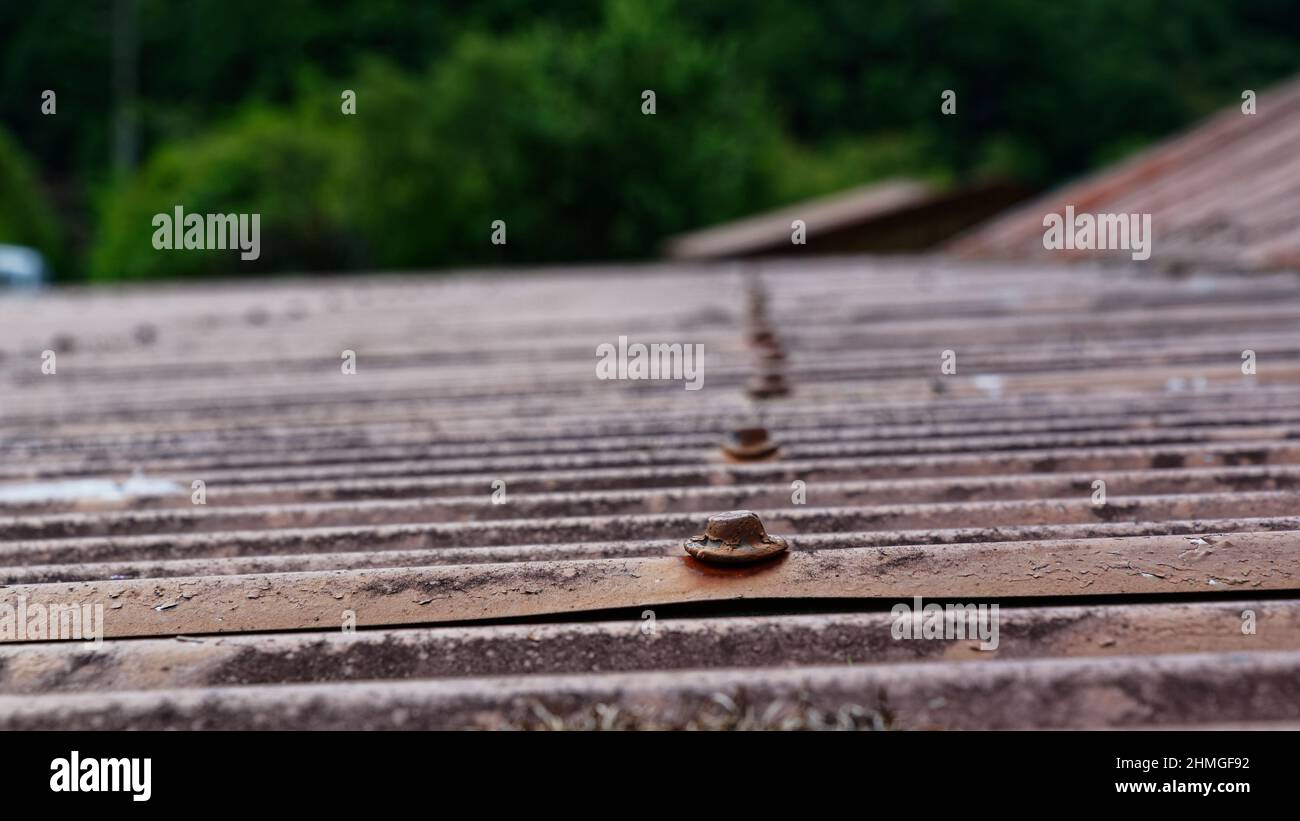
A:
<box><xmin>680</xmin><ymin>551</ymin><xmax>789</xmax><ymax>577</ymax></box>
<box><xmin>721</xmin><ymin>427</ymin><xmax>779</xmax><ymax>461</ymax></box>
<box><xmin>683</xmin><ymin>510</ymin><xmax>790</xmax><ymax>564</ymax></box>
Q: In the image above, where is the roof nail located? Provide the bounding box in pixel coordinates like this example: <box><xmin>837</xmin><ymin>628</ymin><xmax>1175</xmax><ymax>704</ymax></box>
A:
<box><xmin>684</xmin><ymin>510</ymin><xmax>790</xmax><ymax>564</ymax></box>
<box><xmin>755</xmin><ymin>339</ymin><xmax>786</xmax><ymax>361</ymax></box>
<box><xmin>747</xmin><ymin>370</ymin><xmax>790</xmax><ymax>399</ymax></box>
<box><xmin>722</xmin><ymin>426</ymin><xmax>779</xmax><ymax>461</ymax></box>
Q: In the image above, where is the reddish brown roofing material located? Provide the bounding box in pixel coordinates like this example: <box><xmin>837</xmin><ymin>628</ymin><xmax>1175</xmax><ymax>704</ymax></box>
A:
<box><xmin>950</xmin><ymin>74</ymin><xmax>1300</xmax><ymax>270</ymax></box>
<box><xmin>2</xmin><ymin>258</ymin><xmax>1300</xmax><ymax>729</ymax></box>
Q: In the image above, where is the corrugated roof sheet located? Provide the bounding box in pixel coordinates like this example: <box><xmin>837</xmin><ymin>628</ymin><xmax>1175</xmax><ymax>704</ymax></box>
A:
<box><xmin>665</xmin><ymin>180</ymin><xmax>934</xmax><ymax>259</ymax></box>
<box><xmin>2</xmin><ymin>258</ymin><xmax>1300</xmax><ymax>729</ymax></box>
<box><xmin>664</xmin><ymin>180</ymin><xmax>1027</xmax><ymax>260</ymax></box>
<box><xmin>949</xmin><ymin>74</ymin><xmax>1300</xmax><ymax>271</ymax></box>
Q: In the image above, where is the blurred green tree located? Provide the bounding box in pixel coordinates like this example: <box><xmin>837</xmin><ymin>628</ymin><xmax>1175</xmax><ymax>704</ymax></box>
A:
<box><xmin>91</xmin><ymin>0</ymin><xmax>783</xmax><ymax>276</ymax></box>
<box><xmin>340</xmin><ymin>0</ymin><xmax>781</xmax><ymax>267</ymax></box>
<box><xmin>90</xmin><ymin>108</ymin><xmax>358</xmax><ymax>280</ymax></box>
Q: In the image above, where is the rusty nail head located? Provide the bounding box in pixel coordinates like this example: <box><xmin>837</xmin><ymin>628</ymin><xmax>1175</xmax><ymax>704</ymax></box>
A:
<box><xmin>722</xmin><ymin>426</ymin><xmax>778</xmax><ymax>460</ymax></box>
<box><xmin>755</xmin><ymin>339</ymin><xmax>785</xmax><ymax>361</ymax></box>
<box><xmin>684</xmin><ymin>510</ymin><xmax>790</xmax><ymax>564</ymax></box>
<box><xmin>747</xmin><ymin>371</ymin><xmax>789</xmax><ymax>399</ymax></box>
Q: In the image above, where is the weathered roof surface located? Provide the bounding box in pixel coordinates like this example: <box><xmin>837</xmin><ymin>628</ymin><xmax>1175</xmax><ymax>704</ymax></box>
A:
<box><xmin>950</xmin><ymin>75</ymin><xmax>1300</xmax><ymax>271</ymax></box>
<box><xmin>664</xmin><ymin>180</ymin><xmax>1026</xmax><ymax>260</ymax></box>
<box><xmin>2</xmin><ymin>258</ymin><xmax>1300</xmax><ymax>729</ymax></box>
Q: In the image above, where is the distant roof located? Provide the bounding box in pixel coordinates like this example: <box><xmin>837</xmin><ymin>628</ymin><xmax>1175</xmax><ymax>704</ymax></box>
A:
<box><xmin>949</xmin><ymin>74</ymin><xmax>1300</xmax><ymax>271</ymax></box>
<box><xmin>665</xmin><ymin>179</ymin><xmax>931</xmax><ymax>259</ymax></box>
<box><xmin>664</xmin><ymin>179</ymin><xmax>1026</xmax><ymax>260</ymax></box>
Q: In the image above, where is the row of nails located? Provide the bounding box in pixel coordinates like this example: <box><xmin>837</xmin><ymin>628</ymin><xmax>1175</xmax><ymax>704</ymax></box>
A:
<box><xmin>723</xmin><ymin>277</ymin><xmax>788</xmax><ymax>463</ymax></box>
<box><xmin>744</xmin><ymin>276</ymin><xmax>790</xmax><ymax>401</ymax></box>
<box><xmin>703</xmin><ymin>283</ymin><xmax>793</xmax><ymax>563</ymax></box>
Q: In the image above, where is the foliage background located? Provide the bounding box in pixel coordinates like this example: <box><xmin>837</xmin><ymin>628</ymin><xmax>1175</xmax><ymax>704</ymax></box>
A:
<box><xmin>2</xmin><ymin>0</ymin><xmax>1299</xmax><ymax>281</ymax></box>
